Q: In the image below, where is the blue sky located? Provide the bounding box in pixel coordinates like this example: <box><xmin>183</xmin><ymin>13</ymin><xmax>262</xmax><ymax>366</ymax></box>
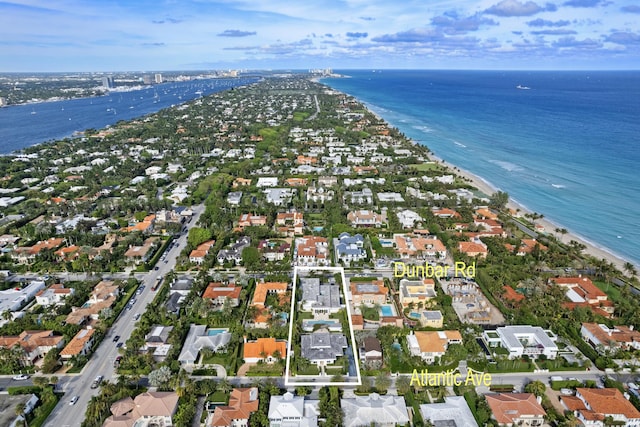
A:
<box><xmin>1</xmin><ymin>0</ymin><xmax>639</xmax><ymax>71</ymax></box>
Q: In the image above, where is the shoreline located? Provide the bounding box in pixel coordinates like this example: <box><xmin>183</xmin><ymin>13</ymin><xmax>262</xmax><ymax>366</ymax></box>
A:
<box><xmin>431</xmin><ymin>155</ymin><xmax>633</xmax><ymax>273</ymax></box>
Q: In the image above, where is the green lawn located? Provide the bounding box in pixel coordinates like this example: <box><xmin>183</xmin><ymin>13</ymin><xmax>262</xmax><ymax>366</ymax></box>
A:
<box><xmin>594</xmin><ymin>280</ymin><xmax>622</xmax><ymax>302</ymax></box>
<box><xmin>409</xmin><ymin>163</ymin><xmax>441</xmax><ymax>172</ymax></box>
<box><xmin>361</xmin><ymin>306</ymin><xmax>380</xmax><ymax>321</ymax></box>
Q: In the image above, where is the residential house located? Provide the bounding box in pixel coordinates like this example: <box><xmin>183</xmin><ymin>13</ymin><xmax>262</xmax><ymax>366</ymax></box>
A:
<box><xmin>407</xmin><ymin>330</ymin><xmax>463</xmax><ymax>364</ymax></box>
<box><xmin>123</xmin><ymin>214</ymin><xmax>156</xmax><ymax>233</ymax></box>
<box><xmin>189</xmin><ymin>240</ymin><xmax>216</xmax><ymax>264</ymax></box>
<box><xmin>301</xmin><ymin>330</ymin><xmax>348</xmax><ymax>366</ymax></box>
<box><xmin>458</xmin><ymin>240</ymin><xmax>488</xmax><ymax>258</ymax></box>
<box><xmin>264</xmin><ymin>188</ymin><xmax>294</xmax><ymax>206</ymax></box>
<box><xmin>335</xmin><ymin>233</ymin><xmax>366</xmax><ymax>264</ymax></box>
<box><xmin>144</xmin><ymin>325</ymin><xmax>174</xmax><ymax>360</ymax></box>
<box><xmin>345</xmin><ymin>188</ymin><xmax>373</xmax><ymax>205</ymax></box>
<box><xmin>232</xmin><ymin>178</ymin><xmax>252</xmax><ymax>188</ymax></box>
<box><xmin>66</xmin><ymin>281</ymin><xmax>120</xmax><ymax>325</ymax></box>
<box><xmin>306</xmin><ymin>186</ymin><xmax>334</xmax><ymax>204</ymax></box>
<box><xmin>243</xmin><ymin>337</ymin><xmax>287</xmax><ymax>364</ymax></box>
<box><xmin>227</xmin><ymin>191</ymin><xmax>243</xmax><ymax>206</ymax></box>
<box><xmin>36</xmin><ymin>283</ymin><xmax>74</xmax><ymax>307</ymax></box>
<box><xmin>11</xmin><ymin>237</ymin><xmax>64</xmax><ymax>264</ymax></box>
<box><xmin>268</xmin><ymin>392</ymin><xmax>320</xmax><ymax>427</ymax></box>
<box><xmin>347</xmin><ymin>209</ymin><xmax>387</xmax><ymax>228</ymax></box>
<box><xmin>377</xmin><ymin>192</ymin><xmax>405</xmax><ymax>203</ymax></box>
<box><xmin>237</xmin><ymin>214</ymin><xmax>267</xmax><ymax>230</ymax></box>
<box><xmin>399</xmin><ymin>279</ymin><xmax>437</xmax><ymax>308</ymax></box>
<box><xmin>124</xmin><ymin>237</ymin><xmax>159</xmax><ymax>264</ymax></box>
<box><xmin>420</xmin><ymin>396</ymin><xmax>478</xmax><ymax>427</ymax></box>
<box><xmin>178</xmin><ymin>325</ymin><xmax>232</xmax><ymax>366</ymax></box>
<box><xmin>285</xmin><ymin>178</ymin><xmax>308</xmax><ymax>187</ymax></box>
<box><xmin>396</xmin><ymin>210</ymin><xmax>424</xmax><ymax>229</ymax></box>
<box><xmin>208</xmin><ymin>388</ymin><xmax>259</xmax><ymax>427</ymax></box>
<box><xmin>60</xmin><ymin>328</ymin><xmax>95</xmax><ymax>361</ymax></box>
<box><xmin>0</xmin><ymin>330</ymin><xmax>64</xmax><ymax>365</ymax></box>
<box><xmin>561</xmin><ymin>388</ymin><xmax>640</xmax><ymax>427</ymax></box>
<box><xmin>341</xmin><ymin>393</ymin><xmax>410</xmax><ymax>427</ymax></box>
<box><xmin>552</xmin><ymin>277</ymin><xmax>614</xmax><ymax>317</ymax></box>
<box><xmin>580</xmin><ymin>323</ymin><xmax>640</xmax><ymax>355</ymax></box>
<box><xmin>482</xmin><ymin>326</ymin><xmax>558</xmax><ymax>360</ymax></box>
<box><xmin>505</xmin><ymin>239</ymin><xmax>548</xmax><ymax>256</ymax></box>
<box><xmin>275</xmin><ymin>212</ymin><xmax>304</xmax><ymax>237</ymax></box>
<box><xmin>102</xmin><ymin>392</ymin><xmax>179</xmax><ymax>427</ymax></box>
<box><xmin>252</xmin><ymin>282</ymin><xmax>288</xmax><ymax>307</ymax></box>
<box><xmin>413</xmin><ymin>310</ymin><xmax>444</xmax><ymax>328</ymax></box>
<box><xmin>256</xmin><ymin>177</ymin><xmax>279</xmax><ymax>188</ymax></box>
<box><xmin>217</xmin><ymin>237</ymin><xmax>251</xmax><ymax>265</ymax></box>
<box><xmin>0</xmin><ymin>280</ymin><xmax>46</xmax><ymax>318</ymax></box>
<box><xmin>350</xmin><ymin>280</ymin><xmax>387</xmax><ymax>306</ymax></box>
<box><xmin>257</xmin><ymin>239</ymin><xmax>290</xmax><ymax>262</ymax></box>
<box><xmin>300</xmin><ymin>278</ymin><xmax>342</xmax><ymax>316</ymax></box>
<box><xmin>318</xmin><ymin>176</ymin><xmax>338</xmax><ymax>187</ymax></box>
<box><xmin>394</xmin><ymin>234</ymin><xmax>447</xmax><ymax>259</ymax></box>
<box><xmin>485</xmin><ymin>393</ymin><xmax>546</xmax><ymax>427</ymax></box>
<box><xmin>203</xmin><ymin>283</ymin><xmax>241</xmax><ymax>308</ymax></box>
<box><xmin>360</xmin><ymin>337</ymin><xmax>383</xmax><ymax>369</ymax></box>
<box><xmin>295</xmin><ymin>236</ymin><xmax>329</xmax><ymax>266</ymax></box>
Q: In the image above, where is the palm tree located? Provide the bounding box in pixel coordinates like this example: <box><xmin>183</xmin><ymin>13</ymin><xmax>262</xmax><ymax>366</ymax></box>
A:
<box><xmin>218</xmin><ymin>378</ymin><xmax>232</xmax><ymax>394</ymax></box>
<box><xmin>15</xmin><ymin>402</ymin><xmax>27</xmax><ymax>427</ymax></box>
<box><xmin>524</xmin><ymin>380</ymin><xmax>546</xmax><ymax>397</ymax></box>
<box><xmin>623</xmin><ymin>262</ymin><xmax>637</xmax><ymax>277</ymax></box>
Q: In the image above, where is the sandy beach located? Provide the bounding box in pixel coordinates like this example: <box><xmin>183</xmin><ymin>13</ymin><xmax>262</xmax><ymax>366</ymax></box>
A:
<box><xmin>430</xmin><ymin>155</ymin><xmax>632</xmax><ymax>273</ymax></box>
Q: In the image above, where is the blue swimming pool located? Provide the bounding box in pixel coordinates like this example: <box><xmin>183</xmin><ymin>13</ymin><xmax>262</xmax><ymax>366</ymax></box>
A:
<box><xmin>206</xmin><ymin>328</ymin><xmax>229</xmax><ymax>336</ymax></box>
<box><xmin>379</xmin><ymin>304</ymin><xmax>395</xmax><ymax>317</ymax></box>
<box><xmin>408</xmin><ymin>311</ymin><xmax>421</xmax><ymax>319</ymax></box>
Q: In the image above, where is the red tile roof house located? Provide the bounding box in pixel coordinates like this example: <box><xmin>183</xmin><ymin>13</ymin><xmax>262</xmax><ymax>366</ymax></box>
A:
<box><xmin>208</xmin><ymin>388</ymin><xmax>259</xmax><ymax>427</ymax></box>
<box><xmin>485</xmin><ymin>393</ymin><xmax>546</xmax><ymax>426</ymax></box>
<box><xmin>561</xmin><ymin>388</ymin><xmax>640</xmax><ymax>427</ymax></box>
<box><xmin>552</xmin><ymin>277</ymin><xmax>614</xmax><ymax>317</ymax></box>
<box><xmin>202</xmin><ymin>283</ymin><xmax>241</xmax><ymax>308</ymax></box>
<box><xmin>189</xmin><ymin>239</ymin><xmax>216</xmax><ymax>264</ymax></box>
<box><xmin>0</xmin><ymin>330</ymin><xmax>65</xmax><ymax>365</ymax></box>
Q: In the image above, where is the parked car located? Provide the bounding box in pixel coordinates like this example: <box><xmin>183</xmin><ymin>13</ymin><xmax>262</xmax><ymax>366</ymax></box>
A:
<box><xmin>113</xmin><ymin>355</ymin><xmax>123</xmax><ymax>367</ymax></box>
<box><xmin>113</xmin><ymin>335</ymin><xmax>120</xmax><ymax>342</ymax></box>
<box><xmin>133</xmin><ymin>313</ymin><xmax>141</xmax><ymax>321</ymax></box>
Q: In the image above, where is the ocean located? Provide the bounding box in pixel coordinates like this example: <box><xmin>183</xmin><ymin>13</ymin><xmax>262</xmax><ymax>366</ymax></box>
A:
<box><xmin>323</xmin><ymin>70</ymin><xmax>640</xmax><ymax>267</ymax></box>
<box><xmin>0</xmin><ymin>76</ymin><xmax>259</xmax><ymax>153</ymax></box>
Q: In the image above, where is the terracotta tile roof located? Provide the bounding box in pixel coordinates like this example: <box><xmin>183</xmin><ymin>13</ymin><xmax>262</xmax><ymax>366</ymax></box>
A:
<box><xmin>458</xmin><ymin>241</ymin><xmax>488</xmax><ymax>255</ymax></box>
<box><xmin>202</xmin><ymin>284</ymin><xmax>241</xmax><ymax>300</ymax></box>
<box><xmin>350</xmin><ymin>280</ymin><xmax>387</xmax><ymax>296</ymax></box>
<box><xmin>414</xmin><ymin>331</ymin><xmax>462</xmax><ymax>354</ymax></box>
<box><xmin>581</xmin><ymin>322</ymin><xmax>640</xmax><ymax>347</ymax></box>
<box><xmin>0</xmin><ymin>330</ymin><xmax>63</xmax><ymax>353</ymax></box>
<box><xmin>189</xmin><ymin>239</ymin><xmax>216</xmax><ymax>260</ymax></box>
<box><xmin>209</xmin><ymin>388</ymin><xmax>259</xmax><ymax>427</ymax></box>
<box><xmin>577</xmin><ymin>388</ymin><xmax>640</xmax><ymax>419</ymax></box>
<box><xmin>29</xmin><ymin>238</ymin><xmax>64</xmax><ymax>254</ymax></box>
<box><xmin>60</xmin><ymin>328</ymin><xmax>95</xmax><ymax>357</ymax></box>
<box><xmin>243</xmin><ymin>338</ymin><xmax>286</xmax><ymax>359</ymax></box>
<box><xmin>485</xmin><ymin>393</ymin><xmax>546</xmax><ymax>425</ymax></box>
<box><xmin>502</xmin><ymin>285</ymin><xmax>525</xmax><ymax>303</ymax></box>
<box><xmin>252</xmin><ymin>282</ymin><xmax>288</xmax><ymax>306</ymax></box>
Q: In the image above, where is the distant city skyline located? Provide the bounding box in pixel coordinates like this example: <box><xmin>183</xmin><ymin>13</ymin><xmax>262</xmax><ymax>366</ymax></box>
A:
<box><xmin>1</xmin><ymin>0</ymin><xmax>639</xmax><ymax>71</ymax></box>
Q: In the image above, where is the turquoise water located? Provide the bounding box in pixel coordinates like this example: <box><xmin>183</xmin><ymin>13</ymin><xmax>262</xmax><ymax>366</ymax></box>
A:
<box><xmin>408</xmin><ymin>312</ymin><xmax>421</xmax><ymax>320</ymax></box>
<box><xmin>379</xmin><ymin>305</ymin><xmax>394</xmax><ymax>317</ymax></box>
<box><xmin>206</xmin><ymin>328</ymin><xmax>228</xmax><ymax>336</ymax></box>
<box><xmin>323</xmin><ymin>70</ymin><xmax>640</xmax><ymax>267</ymax></box>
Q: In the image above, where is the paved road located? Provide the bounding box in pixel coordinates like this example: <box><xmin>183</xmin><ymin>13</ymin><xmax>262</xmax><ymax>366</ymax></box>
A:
<box><xmin>44</xmin><ymin>205</ymin><xmax>205</xmax><ymax>427</ymax></box>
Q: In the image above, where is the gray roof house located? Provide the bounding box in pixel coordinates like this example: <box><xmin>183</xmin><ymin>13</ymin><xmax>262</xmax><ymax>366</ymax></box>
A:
<box><xmin>300</xmin><ymin>278</ymin><xmax>342</xmax><ymax>315</ymax></box>
<box><xmin>165</xmin><ymin>292</ymin><xmax>184</xmax><ymax>315</ymax></box>
<box><xmin>217</xmin><ymin>236</ymin><xmax>251</xmax><ymax>265</ymax></box>
<box><xmin>341</xmin><ymin>393</ymin><xmax>410</xmax><ymax>427</ymax></box>
<box><xmin>420</xmin><ymin>396</ymin><xmax>478</xmax><ymax>427</ymax></box>
<box><xmin>178</xmin><ymin>324</ymin><xmax>231</xmax><ymax>365</ymax></box>
<box><xmin>301</xmin><ymin>330</ymin><xmax>348</xmax><ymax>366</ymax></box>
<box><xmin>268</xmin><ymin>392</ymin><xmax>320</xmax><ymax>427</ymax></box>
<box><xmin>334</xmin><ymin>233</ymin><xmax>366</xmax><ymax>264</ymax></box>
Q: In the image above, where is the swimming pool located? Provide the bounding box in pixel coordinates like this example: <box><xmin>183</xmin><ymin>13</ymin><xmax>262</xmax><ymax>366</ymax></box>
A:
<box><xmin>408</xmin><ymin>311</ymin><xmax>421</xmax><ymax>319</ymax></box>
<box><xmin>206</xmin><ymin>328</ymin><xmax>229</xmax><ymax>336</ymax></box>
<box><xmin>379</xmin><ymin>304</ymin><xmax>395</xmax><ymax>317</ymax></box>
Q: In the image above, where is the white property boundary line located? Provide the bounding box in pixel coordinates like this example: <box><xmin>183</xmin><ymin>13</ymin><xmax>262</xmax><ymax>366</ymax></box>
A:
<box><xmin>285</xmin><ymin>266</ymin><xmax>362</xmax><ymax>387</ymax></box>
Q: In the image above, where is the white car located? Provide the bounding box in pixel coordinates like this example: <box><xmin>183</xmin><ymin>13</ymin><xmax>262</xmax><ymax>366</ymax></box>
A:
<box><xmin>69</xmin><ymin>396</ymin><xmax>79</xmax><ymax>405</ymax></box>
<box><xmin>12</xmin><ymin>374</ymin><xmax>30</xmax><ymax>381</ymax></box>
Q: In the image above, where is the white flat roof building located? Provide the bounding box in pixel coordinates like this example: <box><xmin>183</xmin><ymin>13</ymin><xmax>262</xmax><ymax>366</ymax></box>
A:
<box><xmin>483</xmin><ymin>325</ymin><xmax>558</xmax><ymax>360</ymax></box>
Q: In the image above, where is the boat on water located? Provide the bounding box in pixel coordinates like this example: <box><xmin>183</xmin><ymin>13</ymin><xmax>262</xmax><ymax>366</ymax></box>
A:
<box><xmin>516</xmin><ymin>85</ymin><xmax>531</xmax><ymax>90</ymax></box>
